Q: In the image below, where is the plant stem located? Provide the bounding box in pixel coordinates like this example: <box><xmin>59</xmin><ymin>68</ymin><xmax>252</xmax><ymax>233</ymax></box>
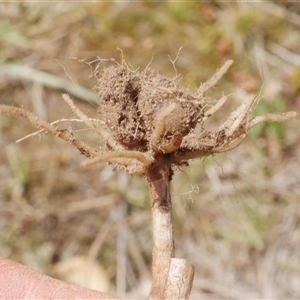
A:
<box><xmin>146</xmin><ymin>159</ymin><xmax>195</xmax><ymax>300</ymax></box>
<box><xmin>146</xmin><ymin>161</ymin><xmax>174</xmax><ymax>300</ymax></box>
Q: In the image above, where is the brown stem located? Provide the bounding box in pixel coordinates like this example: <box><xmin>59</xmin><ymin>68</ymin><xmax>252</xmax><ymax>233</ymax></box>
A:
<box><xmin>145</xmin><ymin>160</ymin><xmax>174</xmax><ymax>300</ymax></box>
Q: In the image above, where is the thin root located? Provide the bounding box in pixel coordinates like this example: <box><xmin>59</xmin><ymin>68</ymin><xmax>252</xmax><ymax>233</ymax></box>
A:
<box><xmin>16</xmin><ymin>118</ymin><xmax>102</xmax><ymax>143</ymax></box>
<box><xmin>62</xmin><ymin>93</ymin><xmax>123</xmax><ymax>151</ymax></box>
<box><xmin>0</xmin><ymin>104</ymin><xmax>98</xmax><ymax>158</ymax></box>
<box><xmin>220</xmin><ymin>95</ymin><xmax>257</xmax><ymax>136</ymax></box>
<box><xmin>249</xmin><ymin>111</ymin><xmax>297</xmax><ymax>128</ymax></box>
<box><xmin>196</xmin><ymin>60</ymin><xmax>233</xmax><ymax>97</ymax></box>
<box><xmin>202</xmin><ymin>95</ymin><xmax>229</xmax><ymax>123</ymax></box>
<box><xmin>81</xmin><ymin>150</ymin><xmax>153</xmax><ymax>168</ymax></box>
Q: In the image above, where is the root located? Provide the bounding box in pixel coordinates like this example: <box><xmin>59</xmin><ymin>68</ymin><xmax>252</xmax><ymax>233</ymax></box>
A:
<box><xmin>172</xmin><ymin>149</ymin><xmax>212</xmax><ymax>164</ymax></box>
<box><xmin>220</xmin><ymin>95</ymin><xmax>257</xmax><ymax>136</ymax></box>
<box><xmin>160</xmin><ymin>132</ymin><xmax>183</xmax><ymax>154</ymax></box>
<box><xmin>201</xmin><ymin>95</ymin><xmax>229</xmax><ymax>123</ymax></box>
<box><xmin>168</xmin><ymin>46</ymin><xmax>183</xmax><ymax>77</ymax></box>
<box><xmin>0</xmin><ymin>104</ymin><xmax>98</xmax><ymax>157</ymax></box>
<box><xmin>15</xmin><ymin>118</ymin><xmax>102</xmax><ymax>143</ymax></box>
<box><xmin>196</xmin><ymin>60</ymin><xmax>233</xmax><ymax>97</ymax></box>
<box><xmin>249</xmin><ymin>111</ymin><xmax>297</xmax><ymax>128</ymax></box>
<box><xmin>62</xmin><ymin>93</ymin><xmax>124</xmax><ymax>151</ymax></box>
<box><xmin>81</xmin><ymin>150</ymin><xmax>153</xmax><ymax>168</ymax></box>
<box><xmin>151</xmin><ymin>103</ymin><xmax>179</xmax><ymax>153</ymax></box>
<box><xmin>62</xmin><ymin>94</ymin><xmax>101</xmax><ymax>134</ymax></box>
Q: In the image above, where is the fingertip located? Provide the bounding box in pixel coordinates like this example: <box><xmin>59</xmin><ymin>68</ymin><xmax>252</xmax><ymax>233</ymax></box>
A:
<box><xmin>0</xmin><ymin>257</ymin><xmax>119</xmax><ymax>300</ymax></box>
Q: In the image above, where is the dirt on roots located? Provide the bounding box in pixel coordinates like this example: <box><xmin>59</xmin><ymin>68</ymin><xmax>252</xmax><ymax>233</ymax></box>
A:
<box><xmin>97</xmin><ymin>64</ymin><xmax>204</xmax><ymax>153</ymax></box>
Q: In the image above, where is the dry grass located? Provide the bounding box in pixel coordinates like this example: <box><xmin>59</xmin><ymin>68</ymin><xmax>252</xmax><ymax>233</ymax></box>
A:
<box><xmin>0</xmin><ymin>2</ymin><xmax>299</xmax><ymax>299</ymax></box>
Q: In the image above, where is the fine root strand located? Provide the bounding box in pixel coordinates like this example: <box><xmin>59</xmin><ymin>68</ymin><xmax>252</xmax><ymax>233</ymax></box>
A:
<box><xmin>62</xmin><ymin>93</ymin><xmax>104</xmax><ymax>136</ymax></box>
<box><xmin>15</xmin><ymin>118</ymin><xmax>103</xmax><ymax>143</ymax></box>
<box><xmin>62</xmin><ymin>93</ymin><xmax>124</xmax><ymax>151</ymax></box>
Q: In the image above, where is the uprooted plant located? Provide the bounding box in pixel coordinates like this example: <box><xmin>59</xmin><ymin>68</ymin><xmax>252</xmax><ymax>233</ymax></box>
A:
<box><xmin>0</xmin><ymin>57</ymin><xmax>296</xmax><ymax>300</ymax></box>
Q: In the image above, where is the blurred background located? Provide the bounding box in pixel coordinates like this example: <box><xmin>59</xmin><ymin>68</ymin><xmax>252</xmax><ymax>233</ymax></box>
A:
<box><xmin>0</xmin><ymin>2</ymin><xmax>299</xmax><ymax>299</ymax></box>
